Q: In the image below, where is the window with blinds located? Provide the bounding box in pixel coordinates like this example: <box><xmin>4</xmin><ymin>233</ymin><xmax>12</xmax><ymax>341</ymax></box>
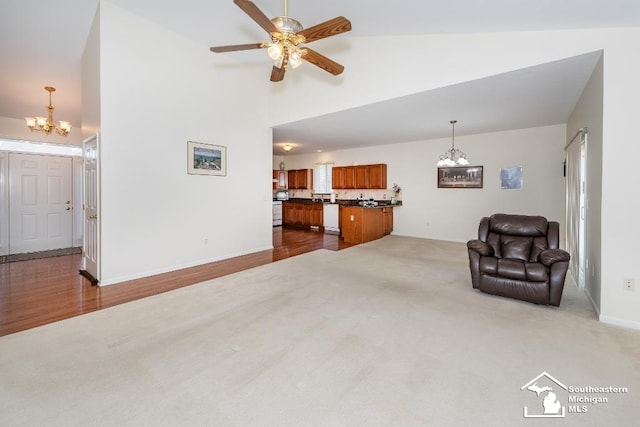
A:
<box><xmin>313</xmin><ymin>163</ymin><xmax>333</xmax><ymax>194</ymax></box>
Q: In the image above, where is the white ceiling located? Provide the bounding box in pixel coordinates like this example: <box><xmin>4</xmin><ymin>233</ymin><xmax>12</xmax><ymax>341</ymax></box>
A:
<box><xmin>1</xmin><ymin>0</ymin><xmax>637</xmax><ymax>153</ymax></box>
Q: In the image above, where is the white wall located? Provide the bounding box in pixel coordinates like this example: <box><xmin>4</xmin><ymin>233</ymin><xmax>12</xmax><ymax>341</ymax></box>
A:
<box><xmin>95</xmin><ymin>2</ymin><xmax>272</xmax><ymax>285</ymax></box>
<box><xmin>598</xmin><ymin>34</ymin><xmax>640</xmax><ymax>329</ymax></box>
<box><xmin>567</xmin><ymin>55</ymin><xmax>603</xmax><ymax>315</ymax></box>
<box><xmin>280</xmin><ymin>124</ymin><xmax>566</xmax><ymax>243</ymax></box>
<box><xmin>81</xmin><ymin>4</ymin><xmax>101</xmax><ymax>141</ymax></box>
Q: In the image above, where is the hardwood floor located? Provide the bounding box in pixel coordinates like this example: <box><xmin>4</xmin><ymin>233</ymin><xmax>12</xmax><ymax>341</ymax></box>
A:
<box><xmin>0</xmin><ymin>227</ymin><xmax>354</xmax><ymax>337</ymax></box>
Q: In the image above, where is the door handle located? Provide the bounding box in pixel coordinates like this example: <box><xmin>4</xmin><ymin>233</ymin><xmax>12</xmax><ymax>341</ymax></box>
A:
<box><xmin>66</xmin><ymin>200</ymin><xmax>71</xmax><ymax>204</ymax></box>
<box><xmin>89</xmin><ymin>214</ymin><xmax>98</xmax><ymax>220</ymax></box>
<box><xmin>66</xmin><ymin>207</ymin><xmax>71</xmax><ymax>211</ymax></box>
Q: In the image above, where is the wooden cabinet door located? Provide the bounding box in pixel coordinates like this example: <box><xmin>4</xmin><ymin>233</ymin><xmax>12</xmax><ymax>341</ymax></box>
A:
<box><xmin>288</xmin><ymin>169</ymin><xmax>312</xmax><ymax>189</ymax></box>
<box><xmin>283</xmin><ymin>202</ymin><xmax>292</xmax><ymax>225</ymax></box>
<box><xmin>355</xmin><ymin>166</ymin><xmax>367</xmax><ymax>189</ymax></box>
<box><xmin>301</xmin><ymin>204</ymin><xmax>313</xmax><ymax>226</ymax></box>
<box><xmin>297</xmin><ymin>170</ymin><xmax>308</xmax><ymax>190</ymax></box>
<box><xmin>287</xmin><ymin>171</ymin><xmax>297</xmax><ymax>189</ymax></box>
<box><xmin>277</xmin><ymin>170</ymin><xmax>288</xmax><ymax>189</ymax></box>
<box><xmin>332</xmin><ymin>167</ymin><xmax>345</xmax><ymax>189</ymax></box>
<box><xmin>383</xmin><ymin>207</ymin><xmax>393</xmax><ymax>235</ymax></box>
<box><xmin>367</xmin><ymin>164</ymin><xmax>387</xmax><ymax>189</ymax></box>
<box><xmin>343</xmin><ymin>167</ymin><xmax>356</xmax><ymax>189</ymax></box>
<box><xmin>311</xmin><ymin>204</ymin><xmax>323</xmax><ymax>227</ymax></box>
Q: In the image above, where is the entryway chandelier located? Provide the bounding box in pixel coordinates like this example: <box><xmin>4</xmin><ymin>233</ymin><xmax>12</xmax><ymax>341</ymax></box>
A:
<box><xmin>24</xmin><ymin>86</ymin><xmax>71</xmax><ymax>136</ymax></box>
<box><xmin>437</xmin><ymin>120</ymin><xmax>469</xmax><ymax>167</ymax></box>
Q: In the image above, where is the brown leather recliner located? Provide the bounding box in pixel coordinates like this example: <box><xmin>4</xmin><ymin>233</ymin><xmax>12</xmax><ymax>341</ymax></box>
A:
<box><xmin>467</xmin><ymin>214</ymin><xmax>570</xmax><ymax>306</ymax></box>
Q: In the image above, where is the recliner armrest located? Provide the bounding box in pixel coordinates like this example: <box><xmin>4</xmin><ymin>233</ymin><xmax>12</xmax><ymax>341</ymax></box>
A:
<box><xmin>467</xmin><ymin>239</ymin><xmax>494</xmax><ymax>257</ymax></box>
<box><xmin>538</xmin><ymin>248</ymin><xmax>570</xmax><ymax>266</ymax></box>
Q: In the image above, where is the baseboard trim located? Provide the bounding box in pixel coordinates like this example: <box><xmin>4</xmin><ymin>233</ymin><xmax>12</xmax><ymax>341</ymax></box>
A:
<box><xmin>599</xmin><ymin>314</ymin><xmax>640</xmax><ymax>331</ymax></box>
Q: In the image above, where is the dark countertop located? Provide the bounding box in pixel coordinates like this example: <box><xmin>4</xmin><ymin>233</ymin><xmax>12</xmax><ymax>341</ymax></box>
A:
<box><xmin>284</xmin><ymin>198</ymin><xmax>402</xmax><ymax>207</ymax></box>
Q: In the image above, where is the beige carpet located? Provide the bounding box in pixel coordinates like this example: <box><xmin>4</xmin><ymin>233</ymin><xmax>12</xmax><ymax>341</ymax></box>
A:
<box><xmin>1</xmin><ymin>236</ymin><xmax>639</xmax><ymax>426</ymax></box>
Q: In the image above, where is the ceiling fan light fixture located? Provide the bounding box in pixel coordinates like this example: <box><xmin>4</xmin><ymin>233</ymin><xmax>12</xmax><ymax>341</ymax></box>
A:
<box><xmin>282</xmin><ymin>144</ymin><xmax>293</xmax><ymax>152</ymax></box>
<box><xmin>209</xmin><ymin>0</ymin><xmax>351</xmax><ymax>82</ymax></box>
<box><xmin>267</xmin><ymin>42</ymin><xmax>283</xmax><ymax>60</ymax></box>
<box><xmin>271</xmin><ymin>16</ymin><xmax>304</xmax><ymax>34</ymax></box>
<box><xmin>289</xmin><ymin>47</ymin><xmax>304</xmax><ymax>68</ymax></box>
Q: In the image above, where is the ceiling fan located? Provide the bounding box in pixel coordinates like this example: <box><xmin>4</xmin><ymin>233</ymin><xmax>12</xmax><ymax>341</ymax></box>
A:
<box><xmin>210</xmin><ymin>0</ymin><xmax>352</xmax><ymax>82</ymax></box>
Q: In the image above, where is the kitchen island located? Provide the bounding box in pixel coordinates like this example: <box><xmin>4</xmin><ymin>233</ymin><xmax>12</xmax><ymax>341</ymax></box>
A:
<box><xmin>339</xmin><ymin>204</ymin><xmax>394</xmax><ymax>244</ymax></box>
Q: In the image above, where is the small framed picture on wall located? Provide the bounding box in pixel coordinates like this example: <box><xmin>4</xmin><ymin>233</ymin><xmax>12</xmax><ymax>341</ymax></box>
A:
<box><xmin>187</xmin><ymin>141</ymin><xmax>226</xmax><ymax>176</ymax></box>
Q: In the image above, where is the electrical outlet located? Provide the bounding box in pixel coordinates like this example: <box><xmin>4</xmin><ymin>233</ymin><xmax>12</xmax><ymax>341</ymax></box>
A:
<box><xmin>623</xmin><ymin>278</ymin><xmax>635</xmax><ymax>291</ymax></box>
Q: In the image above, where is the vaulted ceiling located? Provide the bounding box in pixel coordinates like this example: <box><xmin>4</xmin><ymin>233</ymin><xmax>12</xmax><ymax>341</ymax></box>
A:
<box><xmin>1</xmin><ymin>1</ymin><xmax>637</xmax><ymax>153</ymax></box>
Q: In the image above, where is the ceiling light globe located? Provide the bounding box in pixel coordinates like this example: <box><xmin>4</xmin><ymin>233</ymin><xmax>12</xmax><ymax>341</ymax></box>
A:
<box><xmin>267</xmin><ymin>43</ymin><xmax>283</xmax><ymax>61</ymax></box>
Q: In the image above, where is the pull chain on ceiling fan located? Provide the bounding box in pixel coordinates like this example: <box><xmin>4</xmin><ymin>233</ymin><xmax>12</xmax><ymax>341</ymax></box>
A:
<box><xmin>210</xmin><ymin>0</ymin><xmax>352</xmax><ymax>82</ymax></box>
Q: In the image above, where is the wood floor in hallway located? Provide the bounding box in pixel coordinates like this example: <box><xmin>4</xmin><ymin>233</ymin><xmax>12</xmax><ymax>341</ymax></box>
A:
<box><xmin>0</xmin><ymin>227</ymin><xmax>354</xmax><ymax>337</ymax></box>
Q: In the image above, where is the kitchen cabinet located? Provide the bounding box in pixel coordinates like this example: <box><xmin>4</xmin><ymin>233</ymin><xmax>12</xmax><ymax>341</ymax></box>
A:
<box><xmin>355</xmin><ymin>166</ymin><xmax>368</xmax><ymax>189</ymax></box>
<box><xmin>310</xmin><ymin>203</ymin><xmax>323</xmax><ymax>227</ymax></box>
<box><xmin>331</xmin><ymin>164</ymin><xmax>386</xmax><ymax>190</ymax></box>
<box><xmin>273</xmin><ymin>170</ymin><xmax>288</xmax><ymax>189</ymax></box>
<box><xmin>367</xmin><ymin>164</ymin><xmax>387</xmax><ymax>189</ymax></box>
<box><xmin>340</xmin><ymin>205</ymin><xmax>393</xmax><ymax>244</ymax></box>
<box><xmin>332</xmin><ymin>166</ymin><xmax>356</xmax><ymax>189</ymax></box>
<box><xmin>332</xmin><ymin>167</ymin><xmax>344</xmax><ymax>189</ymax></box>
<box><xmin>283</xmin><ymin>201</ymin><xmax>323</xmax><ymax>228</ymax></box>
<box><xmin>382</xmin><ymin>207</ymin><xmax>394</xmax><ymax>235</ymax></box>
<box><xmin>288</xmin><ymin>169</ymin><xmax>313</xmax><ymax>190</ymax></box>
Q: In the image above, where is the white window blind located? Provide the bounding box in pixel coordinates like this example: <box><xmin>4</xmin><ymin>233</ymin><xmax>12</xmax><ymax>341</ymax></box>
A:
<box><xmin>313</xmin><ymin>163</ymin><xmax>333</xmax><ymax>194</ymax></box>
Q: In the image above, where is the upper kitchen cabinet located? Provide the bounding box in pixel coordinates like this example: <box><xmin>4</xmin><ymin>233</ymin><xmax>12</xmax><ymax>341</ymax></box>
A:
<box><xmin>366</xmin><ymin>164</ymin><xmax>387</xmax><ymax>189</ymax></box>
<box><xmin>288</xmin><ymin>169</ymin><xmax>313</xmax><ymax>190</ymax></box>
<box><xmin>273</xmin><ymin>170</ymin><xmax>288</xmax><ymax>189</ymax></box>
<box><xmin>333</xmin><ymin>164</ymin><xmax>386</xmax><ymax>190</ymax></box>
<box><xmin>332</xmin><ymin>166</ymin><xmax>356</xmax><ymax>189</ymax></box>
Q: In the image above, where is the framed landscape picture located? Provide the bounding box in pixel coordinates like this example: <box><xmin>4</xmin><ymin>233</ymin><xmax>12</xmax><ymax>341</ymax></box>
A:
<box><xmin>187</xmin><ymin>141</ymin><xmax>226</xmax><ymax>176</ymax></box>
<box><xmin>438</xmin><ymin>166</ymin><xmax>483</xmax><ymax>188</ymax></box>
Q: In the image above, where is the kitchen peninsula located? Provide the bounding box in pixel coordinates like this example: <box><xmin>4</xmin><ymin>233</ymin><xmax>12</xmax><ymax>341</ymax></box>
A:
<box><xmin>282</xmin><ymin>199</ymin><xmax>398</xmax><ymax>244</ymax></box>
<box><xmin>339</xmin><ymin>203</ymin><xmax>394</xmax><ymax>244</ymax></box>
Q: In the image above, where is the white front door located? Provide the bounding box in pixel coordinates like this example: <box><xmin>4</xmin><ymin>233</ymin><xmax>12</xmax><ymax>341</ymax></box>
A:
<box><xmin>9</xmin><ymin>153</ymin><xmax>73</xmax><ymax>254</ymax></box>
<box><xmin>82</xmin><ymin>135</ymin><xmax>100</xmax><ymax>282</ymax></box>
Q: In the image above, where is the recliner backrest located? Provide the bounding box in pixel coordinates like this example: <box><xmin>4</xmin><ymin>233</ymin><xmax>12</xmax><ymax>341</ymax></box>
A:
<box><xmin>485</xmin><ymin>214</ymin><xmax>550</xmax><ymax>262</ymax></box>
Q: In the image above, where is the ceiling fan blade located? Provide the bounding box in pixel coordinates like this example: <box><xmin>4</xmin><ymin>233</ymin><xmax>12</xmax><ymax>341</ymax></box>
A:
<box><xmin>297</xmin><ymin>16</ymin><xmax>352</xmax><ymax>43</ymax></box>
<box><xmin>302</xmin><ymin>48</ymin><xmax>344</xmax><ymax>76</ymax></box>
<box><xmin>233</xmin><ymin>0</ymin><xmax>278</xmax><ymax>34</ymax></box>
<box><xmin>270</xmin><ymin>65</ymin><xmax>286</xmax><ymax>82</ymax></box>
<box><xmin>210</xmin><ymin>43</ymin><xmax>265</xmax><ymax>53</ymax></box>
